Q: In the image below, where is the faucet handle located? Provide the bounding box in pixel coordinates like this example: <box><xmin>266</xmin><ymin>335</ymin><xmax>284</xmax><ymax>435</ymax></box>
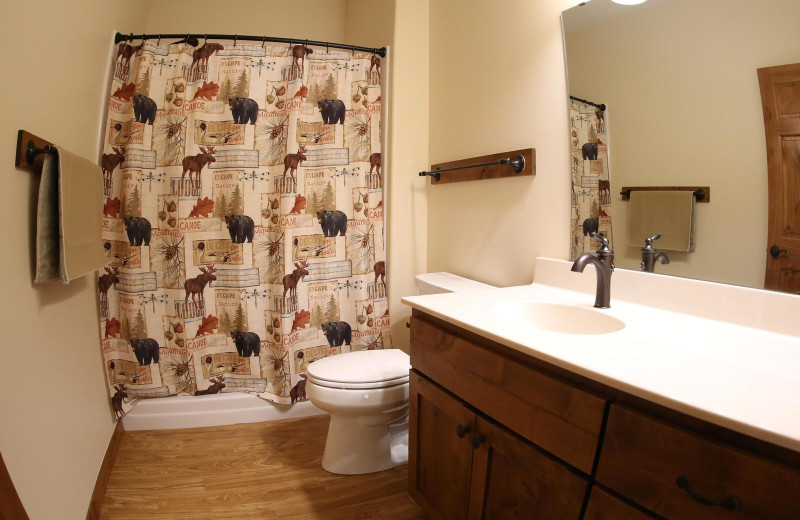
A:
<box><xmin>645</xmin><ymin>233</ymin><xmax>662</xmax><ymax>247</ymax></box>
<box><xmin>590</xmin><ymin>232</ymin><xmax>607</xmax><ymax>245</ymax></box>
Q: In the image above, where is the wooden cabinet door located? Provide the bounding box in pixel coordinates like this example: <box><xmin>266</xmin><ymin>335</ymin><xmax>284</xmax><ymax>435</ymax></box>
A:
<box><xmin>467</xmin><ymin>416</ymin><xmax>587</xmax><ymax>520</ymax></box>
<box><xmin>759</xmin><ymin>62</ymin><xmax>800</xmax><ymax>292</ymax></box>
<box><xmin>409</xmin><ymin>371</ymin><xmax>476</xmax><ymax>520</ymax></box>
<box><xmin>583</xmin><ymin>487</ymin><xmax>656</xmax><ymax>520</ymax></box>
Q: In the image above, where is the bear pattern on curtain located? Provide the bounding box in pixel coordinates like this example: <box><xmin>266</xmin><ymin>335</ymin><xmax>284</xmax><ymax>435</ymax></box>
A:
<box><xmin>570</xmin><ymin>99</ymin><xmax>613</xmax><ymax>261</ymax></box>
<box><xmin>100</xmin><ymin>39</ymin><xmax>388</xmax><ymax>416</ymax></box>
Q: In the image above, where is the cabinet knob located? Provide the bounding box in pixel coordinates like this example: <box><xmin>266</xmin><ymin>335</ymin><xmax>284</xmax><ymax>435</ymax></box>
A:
<box><xmin>456</xmin><ymin>424</ymin><xmax>470</xmax><ymax>438</ymax></box>
<box><xmin>469</xmin><ymin>434</ymin><xmax>484</xmax><ymax>449</ymax></box>
<box><xmin>675</xmin><ymin>476</ymin><xmax>739</xmax><ymax>510</ymax></box>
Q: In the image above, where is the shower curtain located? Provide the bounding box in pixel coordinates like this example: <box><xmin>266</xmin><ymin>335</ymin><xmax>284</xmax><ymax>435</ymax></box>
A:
<box><xmin>99</xmin><ymin>38</ymin><xmax>388</xmax><ymax>416</ymax></box>
<box><xmin>570</xmin><ymin>99</ymin><xmax>614</xmax><ymax>260</ymax></box>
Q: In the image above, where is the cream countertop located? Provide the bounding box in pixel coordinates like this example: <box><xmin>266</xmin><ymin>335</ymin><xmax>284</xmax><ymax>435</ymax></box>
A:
<box><xmin>402</xmin><ymin>258</ymin><xmax>800</xmax><ymax>453</ymax></box>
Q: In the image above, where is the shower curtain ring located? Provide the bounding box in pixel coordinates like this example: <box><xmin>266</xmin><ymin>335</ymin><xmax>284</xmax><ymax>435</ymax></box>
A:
<box><xmin>262</xmin><ymin>36</ymin><xmax>266</xmax><ymax>50</ymax></box>
<box><xmin>234</xmin><ymin>34</ymin><xmax>237</xmax><ymax>47</ymax></box>
<box><xmin>157</xmin><ymin>34</ymin><xmax>161</xmax><ymax>46</ymax></box>
<box><xmin>288</xmin><ymin>38</ymin><xmax>293</xmax><ymax>49</ymax></box>
<box><xmin>204</xmin><ymin>34</ymin><xmax>207</xmax><ymax>46</ymax></box>
<box><xmin>128</xmin><ymin>33</ymin><xmax>133</xmax><ymax>44</ymax></box>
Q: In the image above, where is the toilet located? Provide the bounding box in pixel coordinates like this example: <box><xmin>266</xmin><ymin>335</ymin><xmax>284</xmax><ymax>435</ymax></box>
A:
<box><xmin>307</xmin><ymin>272</ymin><xmax>494</xmax><ymax>475</ymax></box>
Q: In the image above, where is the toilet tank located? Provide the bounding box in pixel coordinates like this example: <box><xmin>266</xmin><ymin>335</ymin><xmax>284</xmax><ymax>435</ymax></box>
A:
<box><xmin>414</xmin><ymin>272</ymin><xmax>495</xmax><ymax>295</ymax></box>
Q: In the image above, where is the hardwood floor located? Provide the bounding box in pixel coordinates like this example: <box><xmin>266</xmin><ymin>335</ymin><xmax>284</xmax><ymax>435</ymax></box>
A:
<box><xmin>101</xmin><ymin>415</ymin><xmax>426</xmax><ymax>519</ymax></box>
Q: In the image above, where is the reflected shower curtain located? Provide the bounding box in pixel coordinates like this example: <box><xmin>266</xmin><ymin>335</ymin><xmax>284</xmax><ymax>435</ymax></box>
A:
<box><xmin>570</xmin><ymin>99</ymin><xmax>614</xmax><ymax>260</ymax></box>
<box><xmin>99</xmin><ymin>38</ymin><xmax>389</xmax><ymax>416</ymax></box>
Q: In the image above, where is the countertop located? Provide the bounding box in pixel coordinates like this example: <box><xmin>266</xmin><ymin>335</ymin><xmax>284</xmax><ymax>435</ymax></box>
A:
<box><xmin>402</xmin><ymin>258</ymin><xmax>800</xmax><ymax>453</ymax></box>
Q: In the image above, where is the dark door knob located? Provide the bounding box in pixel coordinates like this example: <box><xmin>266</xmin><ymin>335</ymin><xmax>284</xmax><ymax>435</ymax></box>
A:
<box><xmin>456</xmin><ymin>425</ymin><xmax>470</xmax><ymax>438</ymax></box>
<box><xmin>770</xmin><ymin>245</ymin><xmax>788</xmax><ymax>258</ymax></box>
<box><xmin>469</xmin><ymin>434</ymin><xmax>484</xmax><ymax>449</ymax></box>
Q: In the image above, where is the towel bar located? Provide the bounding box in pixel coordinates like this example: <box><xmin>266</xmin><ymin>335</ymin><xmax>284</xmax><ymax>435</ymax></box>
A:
<box><xmin>15</xmin><ymin>130</ymin><xmax>56</xmax><ymax>174</ymax></box>
<box><xmin>420</xmin><ymin>148</ymin><xmax>535</xmax><ymax>184</ymax></box>
<box><xmin>619</xmin><ymin>186</ymin><xmax>711</xmax><ymax>203</ymax></box>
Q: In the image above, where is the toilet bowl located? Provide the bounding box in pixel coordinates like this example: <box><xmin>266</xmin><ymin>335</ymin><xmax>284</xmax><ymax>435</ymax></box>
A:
<box><xmin>307</xmin><ymin>349</ymin><xmax>411</xmax><ymax>475</ymax></box>
<box><xmin>307</xmin><ymin>272</ymin><xmax>494</xmax><ymax>475</ymax></box>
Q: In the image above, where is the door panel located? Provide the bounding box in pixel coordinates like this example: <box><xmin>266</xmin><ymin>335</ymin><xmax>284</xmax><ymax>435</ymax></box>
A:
<box><xmin>468</xmin><ymin>416</ymin><xmax>587</xmax><ymax>520</ymax></box>
<box><xmin>409</xmin><ymin>371</ymin><xmax>476</xmax><ymax>520</ymax></box>
<box><xmin>759</xmin><ymin>63</ymin><xmax>800</xmax><ymax>293</ymax></box>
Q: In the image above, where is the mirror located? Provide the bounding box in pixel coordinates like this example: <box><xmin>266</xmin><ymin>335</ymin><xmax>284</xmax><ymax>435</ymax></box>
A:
<box><xmin>562</xmin><ymin>0</ymin><xmax>800</xmax><ymax>289</ymax></box>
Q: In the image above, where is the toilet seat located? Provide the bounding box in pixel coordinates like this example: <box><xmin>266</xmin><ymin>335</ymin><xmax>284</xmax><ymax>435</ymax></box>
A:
<box><xmin>307</xmin><ymin>374</ymin><xmax>409</xmax><ymax>390</ymax></box>
<box><xmin>306</xmin><ymin>349</ymin><xmax>410</xmax><ymax>390</ymax></box>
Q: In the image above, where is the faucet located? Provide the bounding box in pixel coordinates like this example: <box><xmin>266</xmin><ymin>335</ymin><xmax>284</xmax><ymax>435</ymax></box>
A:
<box><xmin>640</xmin><ymin>233</ymin><xmax>670</xmax><ymax>273</ymax></box>
<box><xmin>571</xmin><ymin>232</ymin><xmax>614</xmax><ymax>309</ymax></box>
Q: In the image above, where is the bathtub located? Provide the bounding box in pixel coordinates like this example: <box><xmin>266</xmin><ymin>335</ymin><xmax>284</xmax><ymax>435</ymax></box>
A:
<box><xmin>122</xmin><ymin>393</ymin><xmax>325</xmax><ymax>431</ymax></box>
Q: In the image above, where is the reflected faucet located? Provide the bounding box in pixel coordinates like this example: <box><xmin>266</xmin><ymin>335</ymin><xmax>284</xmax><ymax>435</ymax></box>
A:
<box><xmin>571</xmin><ymin>232</ymin><xmax>614</xmax><ymax>309</ymax></box>
<box><xmin>640</xmin><ymin>233</ymin><xmax>670</xmax><ymax>273</ymax></box>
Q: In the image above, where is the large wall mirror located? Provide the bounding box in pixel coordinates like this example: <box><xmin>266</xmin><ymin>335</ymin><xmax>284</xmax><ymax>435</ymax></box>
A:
<box><xmin>562</xmin><ymin>0</ymin><xmax>800</xmax><ymax>291</ymax></box>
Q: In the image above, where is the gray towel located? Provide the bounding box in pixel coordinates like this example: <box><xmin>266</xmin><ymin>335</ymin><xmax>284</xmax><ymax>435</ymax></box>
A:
<box><xmin>627</xmin><ymin>191</ymin><xmax>696</xmax><ymax>252</ymax></box>
<box><xmin>35</xmin><ymin>147</ymin><xmax>108</xmax><ymax>283</ymax></box>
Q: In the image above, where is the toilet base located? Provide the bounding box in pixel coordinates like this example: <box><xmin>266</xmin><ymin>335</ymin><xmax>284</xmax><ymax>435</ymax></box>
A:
<box><xmin>321</xmin><ymin>412</ymin><xmax>409</xmax><ymax>475</ymax></box>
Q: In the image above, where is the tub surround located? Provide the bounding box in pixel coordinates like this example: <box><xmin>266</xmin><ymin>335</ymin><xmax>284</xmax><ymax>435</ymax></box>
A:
<box><xmin>402</xmin><ymin>257</ymin><xmax>800</xmax><ymax>453</ymax></box>
<box><xmin>122</xmin><ymin>394</ymin><xmax>325</xmax><ymax>431</ymax></box>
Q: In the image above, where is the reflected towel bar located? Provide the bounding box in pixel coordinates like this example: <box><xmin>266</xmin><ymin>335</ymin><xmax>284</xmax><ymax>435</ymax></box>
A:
<box><xmin>619</xmin><ymin>186</ymin><xmax>711</xmax><ymax>203</ymax></box>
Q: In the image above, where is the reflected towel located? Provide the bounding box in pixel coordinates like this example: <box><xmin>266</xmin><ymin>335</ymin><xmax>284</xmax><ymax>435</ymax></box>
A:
<box><xmin>627</xmin><ymin>191</ymin><xmax>696</xmax><ymax>252</ymax></box>
<box><xmin>35</xmin><ymin>147</ymin><xmax>108</xmax><ymax>283</ymax></box>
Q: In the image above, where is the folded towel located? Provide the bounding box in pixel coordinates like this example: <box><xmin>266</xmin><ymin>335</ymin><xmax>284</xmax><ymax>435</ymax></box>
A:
<box><xmin>35</xmin><ymin>147</ymin><xmax>108</xmax><ymax>283</ymax></box>
<box><xmin>627</xmin><ymin>191</ymin><xmax>696</xmax><ymax>252</ymax></box>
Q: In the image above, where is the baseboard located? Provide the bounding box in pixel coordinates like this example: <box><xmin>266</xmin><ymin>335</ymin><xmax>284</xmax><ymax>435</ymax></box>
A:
<box><xmin>0</xmin><ymin>451</ymin><xmax>29</xmax><ymax>520</ymax></box>
<box><xmin>86</xmin><ymin>420</ymin><xmax>125</xmax><ymax>520</ymax></box>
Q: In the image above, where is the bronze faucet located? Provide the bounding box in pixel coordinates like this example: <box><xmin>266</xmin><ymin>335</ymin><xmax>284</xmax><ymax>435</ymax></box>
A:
<box><xmin>640</xmin><ymin>233</ymin><xmax>670</xmax><ymax>273</ymax></box>
<box><xmin>571</xmin><ymin>232</ymin><xmax>614</xmax><ymax>309</ymax></box>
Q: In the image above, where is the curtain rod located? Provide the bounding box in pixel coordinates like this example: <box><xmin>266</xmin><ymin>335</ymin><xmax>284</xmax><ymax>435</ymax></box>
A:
<box><xmin>569</xmin><ymin>95</ymin><xmax>606</xmax><ymax>111</ymax></box>
<box><xmin>114</xmin><ymin>32</ymin><xmax>387</xmax><ymax>58</ymax></box>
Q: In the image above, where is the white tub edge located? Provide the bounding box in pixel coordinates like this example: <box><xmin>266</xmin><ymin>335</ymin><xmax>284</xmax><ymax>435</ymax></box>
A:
<box><xmin>122</xmin><ymin>393</ymin><xmax>326</xmax><ymax>431</ymax></box>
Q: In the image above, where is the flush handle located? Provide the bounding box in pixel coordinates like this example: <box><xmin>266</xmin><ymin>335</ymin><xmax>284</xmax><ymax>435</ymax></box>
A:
<box><xmin>770</xmin><ymin>245</ymin><xmax>787</xmax><ymax>258</ymax></box>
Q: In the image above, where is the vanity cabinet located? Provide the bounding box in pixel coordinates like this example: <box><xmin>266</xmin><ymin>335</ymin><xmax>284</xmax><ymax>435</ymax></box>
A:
<box><xmin>409</xmin><ymin>370</ymin><xmax>588</xmax><ymax>520</ymax></box>
<box><xmin>408</xmin><ymin>311</ymin><xmax>800</xmax><ymax>520</ymax></box>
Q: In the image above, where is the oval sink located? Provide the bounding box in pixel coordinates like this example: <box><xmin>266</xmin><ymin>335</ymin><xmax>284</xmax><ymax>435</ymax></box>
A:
<box><xmin>493</xmin><ymin>302</ymin><xmax>625</xmax><ymax>335</ymax></box>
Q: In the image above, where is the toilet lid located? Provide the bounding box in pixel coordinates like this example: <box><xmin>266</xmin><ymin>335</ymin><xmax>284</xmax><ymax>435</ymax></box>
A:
<box><xmin>306</xmin><ymin>349</ymin><xmax>410</xmax><ymax>386</ymax></box>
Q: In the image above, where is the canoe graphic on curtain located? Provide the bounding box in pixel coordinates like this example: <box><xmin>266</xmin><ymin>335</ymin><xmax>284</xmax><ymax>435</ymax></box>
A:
<box><xmin>99</xmin><ymin>39</ymin><xmax>389</xmax><ymax>416</ymax></box>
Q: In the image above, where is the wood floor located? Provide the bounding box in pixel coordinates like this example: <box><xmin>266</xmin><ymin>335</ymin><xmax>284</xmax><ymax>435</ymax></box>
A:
<box><xmin>101</xmin><ymin>415</ymin><xmax>426</xmax><ymax>519</ymax></box>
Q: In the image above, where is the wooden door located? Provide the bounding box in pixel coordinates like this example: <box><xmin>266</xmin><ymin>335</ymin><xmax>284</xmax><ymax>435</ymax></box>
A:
<box><xmin>467</xmin><ymin>416</ymin><xmax>587</xmax><ymax>520</ymax></box>
<box><xmin>0</xmin><ymin>452</ymin><xmax>28</xmax><ymax>520</ymax></box>
<box><xmin>759</xmin><ymin>63</ymin><xmax>800</xmax><ymax>292</ymax></box>
<box><xmin>409</xmin><ymin>371</ymin><xmax>476</xmax><ymax>520</ymax></box>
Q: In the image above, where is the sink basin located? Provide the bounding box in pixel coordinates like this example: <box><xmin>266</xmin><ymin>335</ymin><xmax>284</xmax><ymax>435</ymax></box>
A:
<box><xmin>493</xmin><ymin>302</ymin><xmax>625</xmax><ymax>335</ymax></box>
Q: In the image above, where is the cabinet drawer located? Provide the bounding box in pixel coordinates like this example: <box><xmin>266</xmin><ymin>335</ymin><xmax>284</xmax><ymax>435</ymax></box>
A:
<box><xmin>597</xmin><ymin>405</ymin><xmax>800</xmax><ymax>520</ymax></box>
<box><xmin>411</xmin><ymin>316</ymin><xmax>606</xmax><ymax>473</ymax></box>
<box><xmin>583</xmin><ymin>487</ymin><xmax>656</xmax><ymax>520</ymax></box>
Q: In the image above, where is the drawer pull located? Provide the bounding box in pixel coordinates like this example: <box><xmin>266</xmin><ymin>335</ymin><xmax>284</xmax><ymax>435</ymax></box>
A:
<box><xmin>456</xmin><ymin>425</ymin><xmax>471</xmax><ymax>438</ymax></box>
<box><xmin>469</xmin><ymin>434</ymin><xmax>484</xmax><ymax>449</ymax></box>
<box><xmin>675</xmin><ymin>476</ymin><xmax>739</xmax><ymax>511</ymax></box>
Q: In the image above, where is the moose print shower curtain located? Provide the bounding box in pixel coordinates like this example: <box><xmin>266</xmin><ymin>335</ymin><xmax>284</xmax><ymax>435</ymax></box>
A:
<box><xmin>100</xmin><ymin>39</ymin><xmax>388</xmax><ymax>417</ymax></box>
<box><xmin>570</xmin><ymin>99</ymin><xmax>614</xmax><ymax>261</ymax></box>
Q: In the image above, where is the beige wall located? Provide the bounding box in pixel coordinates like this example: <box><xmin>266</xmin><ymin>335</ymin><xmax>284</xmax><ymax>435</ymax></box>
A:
<box><xmin>145</xmin><ymin>0</ymin><xmax>347</xmax><ymax>40</ymax></box>
<box><xmin>566</xmin><ymin>0</ymin><xmax>800</xmax><ymax>288</ymax></box>
<box><xmin>427</xmin><ymin>0</ymin><xmax>581</xmax><ymax>288</ymax></box>
<box><xmin>0</xmin><ymin>1</ymin><xmax>150</xmax><ymax>518</ymax></box>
